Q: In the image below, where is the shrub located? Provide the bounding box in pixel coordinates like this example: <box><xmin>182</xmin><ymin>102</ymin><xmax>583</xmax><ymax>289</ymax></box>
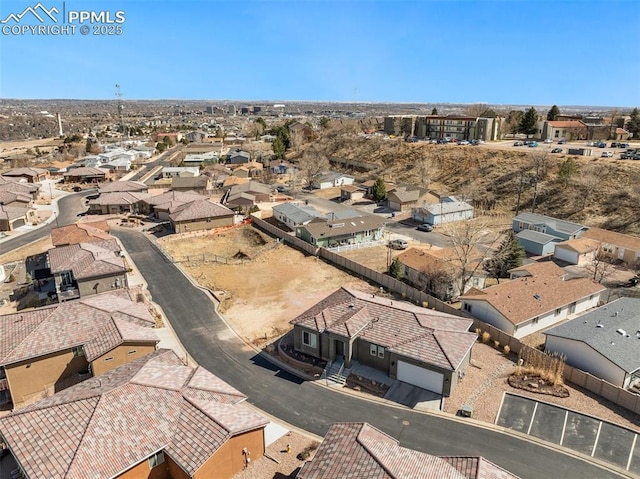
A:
<box><xmin>503</xmin><ymin>345</ymin><xmax>511</xmax><ymax>355</ymax></box>
<box><xmin>493</xmin><ymin>340</ymin><xmax>500</xmax><ymax>349</ymax></box>
<box><xmin>481</xmin><ymin>331</ymin><xmax>491</xmax><ymax>344</ymax></box>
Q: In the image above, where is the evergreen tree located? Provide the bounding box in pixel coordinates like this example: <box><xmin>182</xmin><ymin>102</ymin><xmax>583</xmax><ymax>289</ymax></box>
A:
<box><xmin>484</xmin><ymin>231</ymin><xmax>524</xmax><ymax>281</ymax></box>
<box><xmin>518</xmin><ymin>107</ymin><xmax>538</xmax><ymax>135</ymax></box>
<box><xmin>558</xmin><ymin>158</ymin><xmax>578</xmax><ymax>186</ymax></box>
<box><xmin>371</xmin><ymin>178</ymin><xmax>386</xmax><ymax>201</ymax></box>
<box><xmin>389</xmin><ymin>258</ymin><xmax>404</xmax><ymax>279</ymax></box>
<box><xmin>431</xmin><ymin>107</ymin><xmax>438</xmax><ymax>115</ymax></box>
<box><xmin>547</xmin><ymin>105</ymin><xmax>560</xmax><ymax>121</ymax></box>
<box><xmin>626</xmin><ymin>107</ymin><xmax>640</xmax><ymax>139</ymax></box>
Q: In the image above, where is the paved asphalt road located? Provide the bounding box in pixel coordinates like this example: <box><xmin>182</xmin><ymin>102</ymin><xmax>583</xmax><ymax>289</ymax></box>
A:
<box><xmin>113</xmin><ymin>228</ymin><xmax>626</xmax><ymax>479</ymax></box>
<box><xmin>0</xmin><ymin>190</ymin><xmax>94</xmax><ymax>254</ymax></box>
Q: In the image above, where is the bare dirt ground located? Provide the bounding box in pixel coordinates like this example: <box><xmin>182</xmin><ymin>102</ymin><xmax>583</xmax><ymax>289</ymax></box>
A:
<box><xmin>0</xmin><ymin>236</ymin><xmax>51</xmax><ymax>264</ymax></box>
<box><xmin>158</xmin><ymin>225</ymin><xmax>376</xmax><ymax>345</ymax></box>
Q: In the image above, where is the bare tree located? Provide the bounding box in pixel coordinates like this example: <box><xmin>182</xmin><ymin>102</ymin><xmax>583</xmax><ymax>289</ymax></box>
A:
<box><xmin>415</xmin><ymin>153</ymin><xmax>436</xmax><ymax>189</ymax></box>
<box><xmin>419</xmin><ymin>261</ymin><xmax>456</xmax><ymax>301</ymax></box>
<box><xmin>297</xmin><ymin>146</ymin><xmax>330</xmax><ymax>188</ymax></box>
<box><xmin>441</xmin><ymin>219</ymin><xmax>499</xmax><ymax>295</ymax></box>
<box><xmin>466</xmin><ymin>103</ymin><xmax>489</xmax><ymax>118</ymax></box>
<box><xmin>578</xmin><ymin>166</ymin><xmax>602</xmax><ymax>211</ymax></box>
<box><xmin>586</xmin><ymin>246</ymin><xmax>614</xmax><ymax>284</ymax></box>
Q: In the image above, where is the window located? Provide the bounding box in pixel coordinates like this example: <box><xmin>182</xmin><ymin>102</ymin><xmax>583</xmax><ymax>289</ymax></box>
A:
<box><xmin>61</xmin><ymin>271</ymin><xmax>73</xmax><ymax>287</ymax></box>
<box><xmin>377</xmin><ymin>346</ymin><xmax>385</xmax><ymax>359</ymax></box>
<box><xmin>463</xmin><ymin>303</ymin><xmax>472</xmax><ymax>313</ymax></box>
<box><xmin>532</xmin><ymin>317</ymin><xmax>539</xmax><ymax>324</ymax></box>
<box><xmin>148</xmin><ymin>451</ymin><xmax>165</xmax><ymax>469</ymax></box>
<box><xmin>555</xmin><ymin>308</ymin><xmax>561</xmax><ymax>316</ymax></box>
<box><xmin>370</xmin><ymin>344</ymin><xmax>384</xmax><ymax>358</ymax></box>
<box><xmin>302</xmin><ymin>331</ymin><xmax>317</xmax><ymax>348</ymax></box>
<box><xmin>72</xmin><ymin>346</ymin><xmax>84</xmax><ymax>358</ymax></box>
<box><xmin>104</xmin><ymin>357</ymin><xmax>114</xmax><ymax>362</ymax></box>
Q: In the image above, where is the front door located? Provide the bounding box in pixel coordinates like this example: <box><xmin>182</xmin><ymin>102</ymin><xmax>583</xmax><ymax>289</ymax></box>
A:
<box><xmin>334</xmin><ymin>340</ymin><xmax>344</xmax><ymax>358</ymax></box>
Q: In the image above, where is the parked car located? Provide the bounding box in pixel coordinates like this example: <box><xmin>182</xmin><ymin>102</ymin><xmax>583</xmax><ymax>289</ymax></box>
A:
<box><xmin>276</xmin><ymin>185</ymin><xmax>286</xmax><ymax>193</ymax></box>
<box><xmin>458</xmin><ymin>140</ymin><xmax>470</xmax><ymax>145</ymax></box>
<box><xmin>610</xmin><ymin>142</ymin><xmax>619</xmax><ymax>148</ymax></box>
<box><xmin>388</xmin><ymin>239</ymin><xmax>408</xmax><ymax>250</ymax></box>
<box><xmin>416</xmin><ymin>223</ymin><xmax>433</xmax><ymax>232</ymax></box>
<box><xmin>558</xmin><ymin>139</ymin><xmax>567</xmax><ymax>144</ymax></box>
<box><xmin>543</xmin><ymin>139</ymin><xmax>553</xmax><ymax>144</ymax></box>
<box><xmin>618</xmin><ymin>143</ymin><xmax>629</xmax><ymax>149</ymax></box>
<box><xmin>601</xmin><ymin>151</ymin><xmax>614</xmax><ymax>158</ymax></box>
<box><xmin>620</xmin><ymin>151</ymin><xmax>633</xmax><ymax>159</ymax></box>
<box><xmin>528</xmin><ymin>142</ymin><xmax>539</xmax><ymax>148</ymax></box>
<box><xmin>596</xmin><ymin>141</ymin><xmax>607</xmax><ymax>148</ymax></box>
<box><xmin>513</xmin><ymin>141</ymin><xmax>524</xmax><ymax>146</ymax></box>
<box><xmin>551</xmin><ymin>148</ymin><xmax>563</xmax><ymax>153</ymax></box>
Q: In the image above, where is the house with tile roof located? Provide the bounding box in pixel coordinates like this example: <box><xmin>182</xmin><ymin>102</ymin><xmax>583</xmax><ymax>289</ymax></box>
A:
<box><xmin>141</xmin><ymin>190</ymin><xmax>207</xmax><ymax>220</ymax></box>
<box><xmin>171</xmin><ymin>175</ymin><xmax>212</xmax><ymax>194</ymax></box>
<box><xmin>225</xmin><ymin>180</ymin><xmax>273</xmax><ymax>211</ymax></box>
<box><xmin>396</xmin><ymin>247</ymin><xmax>487</xmax><ymax>301</ymax></box>
<box><xmin>169</xmin><ymin>199</ymin><xmax>235</xmax><ymax>234</ymax></box>
<box><xmin>98</xmin><ymin>180</ymin><xmax>148</xmax><ymax>194</ymax></box>
<box><xmin>0</xmin><ymin>175</ymin><xmax>40</xmax><ymax>200</ymax></box>
<box><xmin>460</xmin><ymin>262</ymin><xmax>605</xmax><ymax>339</ymax></box>
<box><xmin>0</xmin><ymin>349</ymin><xmax>268</xmax><ymax>479</ymax></box>
<box><xmin>582</xmin><ymin>227</ymin><xmax>640</xmax><ymax>268</ymax></box>
<box><xmin>1</xmin><ymin>167</ymin><xmax>48</xmax><ymax>183</ymax></box>
<box><xmin>387</xmin><ymin>184</ymin><xmax>436</xmax><ymax>212</ymax></box>
<box><xmin>0</xmin><ymin>189</ymin><xmax>33</xmax><ymax>208</ymax></box>
<box><xmin>0</xmin><ymin>290</ymin><xmax>157</xmax><ymax>409</ymax></box>
<box><xmin>0</xmin><ymin>204</ymin><xmax>37</xmax><ymax>232</ymax></box>
<box><xmin>512</xmin><ymin>213</ymin><xmax>588</xmax><ymax>255</ymax></box>
<box><xmin>63</xmin><ymin>166</ymin><xmax>107</xmax><ymax>183</ymax></box>
<box><xmin>47</xmin><ymin>239</ymin><xmax>128</xmax><ymax>301</ymax></box>
<box><xmin>297</xmin><ymin>422</ymin><xmax>520</xmax><ymax>479</ymax></box>
<box><xmin>544</xmin><ymin>298</ymin><xmax>640</xmax><ymax>390</ymax></box>
<box><xmin>50</xmin><ymin>221</ymin><xmax>112</xmax><ymax>246</ymax></box>
<box><xmin>290</xmin><ymin>288</ymin><xmax>476</xmax><ymax>396</ymax></box>
<box><xmin>88</xmin><ymin>191</ymin><xmax>150</xmax><ymax>215</ymax></box>
<box><xmin>296</xmin><ymin>214</ymin><xmax>385</xmax><ymax>249</ymax></box>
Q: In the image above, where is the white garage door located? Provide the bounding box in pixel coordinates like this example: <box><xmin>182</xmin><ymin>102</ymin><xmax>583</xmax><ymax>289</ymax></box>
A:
<box><xmin>554</xmin><ymin>247</ymin><xmax>577</xmax><ymax>265</ymax></box>
<box><xmin>397</xmin><ymin>361</ymin><xmax>443</xmax><ymax>394</ymax></box>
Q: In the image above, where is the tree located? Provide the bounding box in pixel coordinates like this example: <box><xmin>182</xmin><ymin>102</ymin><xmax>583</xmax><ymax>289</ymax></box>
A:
<box><xmin>480</xmin><ymin>109</ymin><xmax>497</xmax><ymax>118</ymax></box>
<box><xmin>431</xmin><ymin>107</ymin><xmax>438</xmax><ymax>115</ymax></box>
<box><xmin>371</xmin><ymin>178</ymin><xmax>386</xmax><ymax>201</ymax></box>
<box><xmin>319</xmin><ymin>117</ymin><xmax>329</xmax><ymax>129</ymax></box>
<box><xmin>255</xmin><ymin>117</ymin><xmax>267</xmax><ymax>131</ymax></box>
<box><xmin>162</xmin><ymin>135</ymin><xmax>174</xmax><ymax>147</ymax></box>
<box><xmin>547</xmin><ymin>105</ymin><xmax>561</xmax><ymax>121</ymax></box>
<box><xmin>558</xmin><ymin>158</ymin><xmax>578</xmax><ymax>186</ymax></box>
<box><xmin>625</xmin><ymin>107</ymin><xmax>640</xmax><ymax>139</ymax></box>
<box><xmin>298</xmin><ymin>146</ymin><xmax>330</xmax><ymax>188</ymax></box>
<box><xmin>586</xmin><ymin>246</ymin><xmax>614</xmax><ymax>284</ymax></box>
<box><xmin>505</xmin><ymin>110</ymin><xmax>524</xmax><ymax>135</ymax></box>
<box><xmin>389</xmin><ymin>258</ymin><xmax>403</xmax><ymax>280</ymax></box>
<box><xmin>484</xmin><ymin>231</ymin><xmax>524</xmax><ymax>282</ymax></box>
<box><xmin>466</xmin><ymin>103</ymin><xmax>489</xmax><ymax>118</ymax></box>
<box><xmin>272</xmin><ymin>136</ymin><xmax>286</xmax><ymax>159</ymax></box>
<box><xmin>156</xmin><ymin>142</ymin><xmax>167</xmax><ymax>153</ymax></box>
<box><xmin>416</xmin><ymin>154</ymin><xmax>435</xmax><ymax>189</ymax></box>
<box><xmin>518</xmin><ymin>107</ymin><xmax>538</xmax><ymax>135</ymax></box>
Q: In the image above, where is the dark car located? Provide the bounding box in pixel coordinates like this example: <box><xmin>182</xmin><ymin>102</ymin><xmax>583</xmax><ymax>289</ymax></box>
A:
<box><xmin>416</xmin><ymin>223</ymin><xmax>433</xmax><ymax>232</ymax></box>
<box><xmin>558</xmin><ymin>139</ymin><xmax>567</xmax><ymax>144</ymax></box>
<box><xmin>551</xmin><ymin>148</ymin><xmax>563</xmax><ymax>153</ymax></box>
<box><xmin>276</xmin><ymin>185</ymin><xmax>286</xmax><ymax>193</ymax></box>
<box><xmin>610</xmin><ymin>142</ymin><xmax>619</xmax><ymax>148</ymax></box>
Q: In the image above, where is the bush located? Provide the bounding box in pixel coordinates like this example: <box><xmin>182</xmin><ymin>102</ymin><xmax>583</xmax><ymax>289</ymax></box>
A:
<box><xmin>481</xmin><ymin>331</ymin><xmax>491</xmax><ymax>344</ymax></box>
<box><xmin>493</xmin><ymin>340</ymin><xmax>500</xmax><ymax>349</ymax></box>
<box><xmin>503</xmin><ymin>345</ymin><xmax>511</xmax><ymax>355</ymax></box>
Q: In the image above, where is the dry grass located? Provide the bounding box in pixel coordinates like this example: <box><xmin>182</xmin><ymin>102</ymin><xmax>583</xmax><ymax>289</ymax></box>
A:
<box><xmin>0</xmin><ymin>237</ymin><xmax>52</xmax><ymax>263</ymax></box>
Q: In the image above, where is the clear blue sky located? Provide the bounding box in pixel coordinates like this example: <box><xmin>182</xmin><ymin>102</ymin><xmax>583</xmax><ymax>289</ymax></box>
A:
<box><xmin>1</xmin><ymin>0</ymin><xmax>639</xmax><ymax>106</ymax></box>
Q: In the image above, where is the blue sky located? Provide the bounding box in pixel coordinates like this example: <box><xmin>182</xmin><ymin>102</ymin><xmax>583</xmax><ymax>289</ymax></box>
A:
<box><xmin>1</xmin><ymin>0</ymin><xmax>639</xmax><ymax>106</ymax></box>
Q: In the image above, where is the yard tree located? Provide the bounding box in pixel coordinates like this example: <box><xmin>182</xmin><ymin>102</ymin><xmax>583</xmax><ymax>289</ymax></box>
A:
<box><xmin>416</xmin><ymin>153</ymin><xmax>435</xmax><ymax>189</ymax></box>
<box><xmin>558</xmin><ymin>157</ymin><xmax>578</xmax><ymax>186</ymax></box>
<box><xmin>389</xmin><ymin>258</ymin><xmax>404</xmax><ymax>280</ymax></box>
<box><xmin>547</xmin><ymin>105</ymin><xmax>561</xmax><ymax>121</ymax></box>
<box><xmin>298</xmin><ymin>145</ymin><xmax>329</xmax><ymax>188</ymax></box>
<box><xmin>272</xmin><ymin>136</ymin><xmax>286</xmax><ymax>159</ymax></box>
<box><xmin>586</xmin><ymin>246</ymin><xmax>614</xmax><ymax>284</ymax></box>
<box><xmin>505</xmin><ymin>110</ymin><xmax>524</xmax><ymax>134</ymax></box>
<box><xmin>626</xmin><ymin>108</ymin><xmax>640</xmax><ymax>139</ymax></box>
<box><xmin>484</xmin><ymin>231</ymin><xmax>524</xmax><ymax>282</ymax></box>
<box><xmin>371</xmin><ymin>177</ymin><xmax>386</xmax><ymax>201</ymax></box>
<box><xmin>518</xmin><ymin>107</ymin><xmax>539</xmax><ymax>135</ymax></box>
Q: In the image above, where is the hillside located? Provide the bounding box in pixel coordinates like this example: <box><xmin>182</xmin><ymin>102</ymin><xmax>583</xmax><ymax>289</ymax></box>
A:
<box><xmin>305</xmin><ymin>135</ymin><xmax>640</xmax><ymax>235</ymax></box>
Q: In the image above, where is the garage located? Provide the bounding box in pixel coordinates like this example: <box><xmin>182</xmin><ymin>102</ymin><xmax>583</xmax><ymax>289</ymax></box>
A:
<box><xmin>11</xmin><ymin>218</ymin><xmax>26</xmax><ymax>229</ymax></box>
<box><xmin>554</xmin><ymin>244</ymin><xmax>578</xmax><ymax>265</ymax></box>
<box><xmin>397</xmin><ymin>360</ymin><xmax>443</xmax><ymax>394</ymax></box>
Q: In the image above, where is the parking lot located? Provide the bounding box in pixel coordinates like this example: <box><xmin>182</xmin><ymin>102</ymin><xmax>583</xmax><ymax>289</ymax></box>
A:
<box><xmin>497</xmin><ymin>393</ymin><xmax>639</xmax><ymax>474</ymax></box>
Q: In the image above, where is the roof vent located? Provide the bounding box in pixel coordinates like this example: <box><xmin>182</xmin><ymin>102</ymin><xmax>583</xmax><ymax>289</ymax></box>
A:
<box><xmin>616</xmin><ymin>329</ymin><xmax>627</xmax><ymax>336</ymax></box>
<box><xmin>533</xmin><ymin>294</ymin><xmax>541</xmax><ymax>300</ymax></box>
<box><xmin>348</xmin><ymin>303</ymin><xmax>355</xmax><ymax>309</ymax></box>
<box><xmin>596</xmin><ymin>321</ymin><xmax>604</xmax><ymax>328</ymax></box>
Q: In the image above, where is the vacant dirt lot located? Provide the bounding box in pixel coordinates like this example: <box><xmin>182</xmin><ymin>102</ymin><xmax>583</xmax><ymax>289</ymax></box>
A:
<box><xmin>158</xmin><ymin>225</ymin><xmax>375</xmax><ymax>344</ymax></box>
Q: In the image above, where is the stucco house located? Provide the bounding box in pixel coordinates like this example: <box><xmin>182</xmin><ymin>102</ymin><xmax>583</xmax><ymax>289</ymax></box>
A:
<box><xmin>290</xmin><ymin>288</ymin><xmax>477</xmax><ymax>396</ymax></box>
<box><xmin>387</xmin><ymin>185</ymin><xmax>435</xmax><ymax>212</ymax></box>
<box><xmin>171</xmin><ymin>175</ymin><xmax>212</xmax><ymax>194</ymax></box>
<box><xmin>47</xmin><ymin>239</ymin><xmax>128</xmax><ymax>302</ymax></box>
<box><xmin>0</xmin><ymin>204</ymin><xmax>37</xmax><ymax>232</ymax></box>
<box><xmin>339</xmin><ymin>184</ymin><xmax>366</xmax><ymax>202</ymax></box>
<box><xmin>141</xmin><ymin>191</ymin><xmax>206</xmax><ymax>220</ymax></box>
<box><xmin>544</xmin><ymin>298</ymin><xmax>640</xmax><ymax>390</ymax></box>
<box><xmin>0</xmin><ymin>175</ymin><xmax>40</xmax><ymax>200</ymax></box>
<box><xmin>161</xmin><ymin>166</ymin><xmax>200</xmax><ymax>178</ymax></box>
<box><xmin>411</xmin><ymin>196</ymin><xmax>474</xmax><ymax>226</ymax></box>
<box><xmin>582</xmin><ymin>227</ymin><xmax>640</xmax><ymax>268</ymax></box>
<box><xmin>460</xmin><ymin>262</ymin><xmax>605</xmax><ymax>339</ymax></box>
<box><xmin>98</xmin><ymin>180</ymin><xmax>148</xmax><ymax>194</ymax></box>
<box><xmin>0</xmin><ymin>349</ymin><xmax>268</xmax><ymax>479</ymax></box>
<box><xmin>63</xmin><ymin>166</ymin><xmax>107</xmax><ymax>183</ymax></box>
<box><xmin>312</xmin><ymin>171</ymin><xmax>355</xmax><ymax>190</ymax></box>
<box><xmin>296</xmin><ymin>214</ymin><xmax>385</xmax><ymax>249</ymax></box>
<box><xmin>88</xmin><ymin>191</ymin><xmax>150</xmax><ymax>215</ymax></box>
<box><xmin>1</xmin><ymin>167</ymin><xmax>48</xmax><ymax>183</ymax></box>
<box><xmin>168</xmin><ymin>199</ymin><xmax>235</xmax><ymax>234</ymax></box>
<box><xmin>51</xmin><ymin>221</ymin><xmax>112</xmax><ymax>246</ymax></box>
<box><xmin>396</xmin><ymin>246</ymin><xmax>487</xmax><ymax>301</ymax></box>
<box><xmin>0</xmin><ymin>290</ymin><xmax>157</xmax><ymax>409</ymax></box>
<box><xmin>297</xmin><ymin>422</ymin><xmax>520</xmax><ymax>479</ymax></box>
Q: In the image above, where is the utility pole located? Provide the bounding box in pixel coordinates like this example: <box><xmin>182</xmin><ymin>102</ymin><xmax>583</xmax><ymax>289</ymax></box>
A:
<box><xmin>115</xmin><ymin>84</ymin><xmax>125</xmax><ymax>147</ymax></box>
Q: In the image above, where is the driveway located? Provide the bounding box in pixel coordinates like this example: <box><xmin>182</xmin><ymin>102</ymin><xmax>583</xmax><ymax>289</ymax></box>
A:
<box><xmin>113</xmin><ymin>228</ymin><xmax>627</xmax><ymax>479</ymax></box>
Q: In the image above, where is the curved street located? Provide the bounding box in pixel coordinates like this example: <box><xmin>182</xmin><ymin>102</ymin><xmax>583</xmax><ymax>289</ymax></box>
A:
<box><xmin>113</xmin><ymin>228</ymin><xmax>626</xmax><ymax>479</ymax></box>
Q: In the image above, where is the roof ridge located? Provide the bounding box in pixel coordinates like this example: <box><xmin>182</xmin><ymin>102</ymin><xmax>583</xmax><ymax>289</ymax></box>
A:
<box><xmin>65</xmin><ymin>395</ymin><xmax>103</xmax><ymax>478</ymax></box>
<box><xmin>431</xmin><ymin>331</ymin><xmax>455</xmax><ymax>370</ymax></box>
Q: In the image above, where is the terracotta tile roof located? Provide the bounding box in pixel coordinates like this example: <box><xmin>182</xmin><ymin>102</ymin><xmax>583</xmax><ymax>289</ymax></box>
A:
<box><xmin>88</xmin><ymin>191</ymin><xmax>150</xmax><ymax>207</ymax></box>
<box><xmin>0</xmin><ymin>190</ymin><xmax>32</xmax><ymax>205</ymax></box>
<box><xmin>98</xmin><ymin>180</ymin><xmax>148</xmax><ymax>193</ymax></box>
<box><xmin>48</xmin><ymin>240</ymin><xmax>126</xmax><ymax>280</ymax></box>
<box><xmin>290</xmin><ymin>288</ymin><xmax>475</xmax><ymax>371</ymax></box>
<box><xmin>548</xmin><ymin>120</ymin><xmax>586</xmax><ymax>128</ymax></box>
<box><xmin>554</xmin><ymin>238</ymin><xmax>600</xmax><ymax>254</ymax></box>
<box><xmin>0</xmin><ymin>205</ymin><xmax>29</xmax><ymax>221</ymax></box>
<box><xmin>1</xmin><ymin>168</ymin><xmax>47</xmax><ymax>178</ymax></box>
<box><xmin>169</xmin><ymin>199</ymin><xmax>234</xmax><ymax>222</ymax></box>
<box><xmin>51</xmin><ymin>223</ymin><xmax>113</xmax><ymax>246</ymax></box>
<box><xmin>461</xmin><ymin>268</ymin><xmax>606</xmax><ymax>325</ymax></box>
<box><xmin>143</xmin><ymin>190</ymin><xmax>205</xmax><ymax>209</ymax></box>
<box><xmin>298</xmin><ymin>423</ymin><xmax>519</xmax><ymax>479</ymax></box>
<box><xmin>63</xmin><ymin>167</ymin><xmax>107</xmax><ymax>177</ymax></box>
<box><xmin>0</xmin><ymin>350</ymin><xmax>268</xmax><ymax>479</ymax></box>
<box><xmin>0</xmin><ymin>176</ymin><xmax>39</xmax><ymax>194</ymax></box>
<box><xmin>0</xmin><ymin>292</ymin><xmax>156</xmax><ymax>365</ymax></box>
<box><xmin>582</xmin><ymin>227</ymin><xmax>640</xmax><ymax>252</ymax></box>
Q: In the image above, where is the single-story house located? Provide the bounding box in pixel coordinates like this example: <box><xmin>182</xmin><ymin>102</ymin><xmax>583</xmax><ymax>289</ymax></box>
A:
<box><xmin>339</xmin><ymin>184</ymin><xmax>366</xmax><ymax>202</ymax></box>
<box><xmin>0</xmin><ymin>349</ymin><xmax>268</xmax><ymax>479</ymax></box>
<box><xmin>156</xmin><ymin>131</ymin><xmax>183</xmax><ymax>142</ymax></box>
<box><xmin>227</xmin><ymin>149</ymin><xmax>251</xmax><ymax>165</ymax></box>
<box><xmin>296</xmin><ymin>214</ymin><xmax>385</xmax><ymax>249</ymax></box>
<box><xmin>0</xmin><ymin>190</ymin><xmax>32</xmax><ymax>208</ymax></box>
<box><xmin>396</xmin><ymin>246</ymin><xmax>487</xmax><ymax>301</ymax></box>
<box><xmin>544</xmin><ymin>297</ymin><xmax>640</xmax><ymax>390</ymax></box>
<box><xmin>231</xmin><ymin>161</ymin><xmax>263</xmax><ymax>179</ymax></box>
<box><xmin>141</xmin><ymin>190</ymin><xmax>206</xmax><ymax>220</ymax></box>
<box><xmin>225</xmin><ymin>181</ymin><xmax>273</xmax><ymax>210</ymax></box>
<box><xmin>1</xmin><ymin>167</ymin><xmax>48</xmax><ymax>183</ymax></box>
<box><xmin>269</xmin><ymin>160</ymin><xmax>292</xmax><ymax>175</ymax></box>
<box><xmin>35</xmin><ymin>160</ymin><xmax>72</xmax><ymax>176</ymax></box>
<box><xmin>169</xmin><ymin>199</ymin><xmax>235</xmax><ymax>234</ymax></box>
<box><xmin>0</xmin><ymin>205</ymin><xmax>37</xmax><ymax>231</ymax></box>
<box><xmin>554</xmin><ymin>238</ymin><xmax>600</xmax><ymax>266</ymax></box>
<box><xmin>88</xmin><ymin>191</ymin><xmax>150</xmax><ymax>215</ymax></box>
<box><xmin>387</xmin><ymin>185</ymin><xmax>435</xmax><ymax>212</ymax></box>
<box><xmin>0</xmin><ymin>290</ymin><xmax>157</xmax><ymax>408</ymax></box>
<box><xmin>513</xmin><ymin>212</ymin><xmax>588</xmax><ymax>243</ymax></box>
<box><xmin>291</xmin><ymin>288</ymin><xmax>477</xmax><ymax>396</ymax></box>
<box><xmin>272</xmin><ymin>202</ymin><xmax>325</xmax><ymax>229</ymax></box>
<box><xmin>312</xmin><ymin>171</ymin><xmax>355</xmax><ymax>190</ymax></box>
<box><xmin>47</xmin><ymin>239</ymin><xmax>128</xmax><ymax>302</ymax></box>
<box><xmin>297</xmin><ymin>422</ymin><xmax>520</xmax><ymax>479</ymax></box>
<box><xmin>171</xmin><ymin>175</ymin><xmax>212</xmax><ymax>194</ymax></box>
<box><xmin>582</xmin><ymin>227</ymin><xmax>640</xmax><ymax>268</ymax></box>
<box><xmin>102</xmin><ymin>158</ymin><xmax>132</xmax><ymax>171</ymax></box>
<box><xmin>63</xmin><ymin>167</ymin><xmax>107</xmax><ymax>183</ymax></box>
<box><xmin>516</xmin><ymin>229</ymin><xmax>562</xmax><ymax>256</ymax></box>
<box><xmin>0</xmin><ymin>176</ymin><xmax>40</xmax><ymax>200</ymax></box>
<box><xmin>360</xmin><ymin>179</ymin><xmax>396</xmax><ymax>199</ymax></box>
<box><xmin>161</xmin><ymin>166</ymin><xmax>200</xmax><ymax>178</ymax></box>
<box><xmin>460</xmin><ymin>262</ymin><xmax>605</xmax><ymax>338</ymax></box>
<box><xmin>51</xmin><ymin>221</ymin><xmax>112</xmax><ymax>246</ymax></box>
<box><xmin>411</xmin><ymin>196</ymin><xmax>474</xmax><ymax>226</ymax></box>
<box><xmin>98</xmin><ymin>180</ymin><xmax>148</xmax><ymax>193</ymax></box>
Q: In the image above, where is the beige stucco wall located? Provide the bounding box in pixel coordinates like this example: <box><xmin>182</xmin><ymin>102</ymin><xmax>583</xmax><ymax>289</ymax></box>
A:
<box><xmin>78</xmin><ymin>273</ymin><xmax>128</xmax><ymax>297</ymax></box>
<box><xmin>194</xmin><ymin>428</ymin><xmax>265</xmax><ymax>479</ymax></box>
<box><xmin>172</xmin><ymin>215</ymin><xmax>234</xmax><ymax>234</ymax></box>
<box><xmin>91</xmin><ymin>342</ymin><xmax>157</xmax><ymax>377</ymax></box>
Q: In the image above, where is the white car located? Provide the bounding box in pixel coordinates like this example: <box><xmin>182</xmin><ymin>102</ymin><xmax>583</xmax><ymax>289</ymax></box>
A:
<box><xmin>601</xmin><ymin>151</ymin><xmax>614</xmax><ymax>158</ymax></box>
<box><xmin>543</xmin><ymin>139</ymin><xmax>553</xmax><ymax>143</ymax></box>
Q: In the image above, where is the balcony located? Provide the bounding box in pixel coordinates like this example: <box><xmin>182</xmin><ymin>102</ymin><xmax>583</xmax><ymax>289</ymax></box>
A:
<box><xmin>58</xmin><ymin>288</ymin><xmax>80</xmax><ymax>301</ymax></box>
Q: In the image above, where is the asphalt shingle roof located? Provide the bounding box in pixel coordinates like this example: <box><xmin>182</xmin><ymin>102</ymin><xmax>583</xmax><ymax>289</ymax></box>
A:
<box><xmin>513</xmin><ymin>213</ymin><xmax>586</xmax><ymax>236</ymax></box>
<box><xmin>272</xmin><ymin>202</ymin><xmax>325</xmax><ymax>225</ymax></box>
<box><xmin>0</xmin><ymin>349</ymin><xmax>268</xmax><ymax>479</ymax></box>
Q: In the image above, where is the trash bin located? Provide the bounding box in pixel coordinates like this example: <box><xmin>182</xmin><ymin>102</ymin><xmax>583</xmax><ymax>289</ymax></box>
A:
<box><xmin>460</xmin><ymin>405</ymin><xmax>473</xmax><ymax>418</ymax></box>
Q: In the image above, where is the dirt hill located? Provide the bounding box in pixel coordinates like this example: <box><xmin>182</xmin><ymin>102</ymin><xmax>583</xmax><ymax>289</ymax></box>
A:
<box><xmin>304</xmin><ymin>135</ymin><xmax>640</xmax><ymax>235</ymax></box>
